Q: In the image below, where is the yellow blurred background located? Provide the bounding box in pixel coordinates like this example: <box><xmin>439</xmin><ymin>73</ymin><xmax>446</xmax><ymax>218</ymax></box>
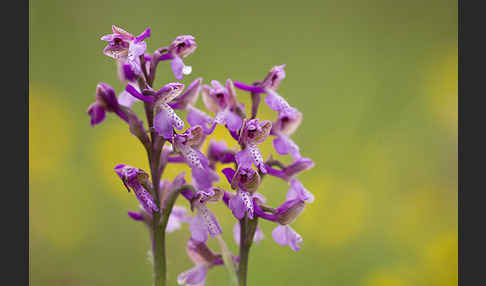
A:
<box><xmin>29</xmin><ymin>0</ymin><xmax>457</xmax><ymax>285</ymax></box>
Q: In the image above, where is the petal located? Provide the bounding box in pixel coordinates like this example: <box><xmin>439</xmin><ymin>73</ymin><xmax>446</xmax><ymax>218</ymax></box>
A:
<box><xmin>133</xmin><ymin>184</ymin><xmax>159</xmax><ymax>213</ymax></box>
<box><xmin>272</xmin><ymin>225</ymin><xmax>289</xmax><ymax>245</ymax></box>
<box><xmin>286</xmin><ymin>225</ymin><xmax>303</xmax><ymax>251</ymax></box>
<box><xmin>135</xmin><ymin>27</ymin><xmax>151</xmax><ymax>42</ymax></box>
<box><xmin>171</xmin><ymin>56</ymin><xmax>185</xmax><ymax>80</ymax></box>
<box><xmin>233</xmin><ymin>223</ymin><xmax>241</xmax><ymax>245</ymax></box>
<box><xmin>264</xmin><ymin>88</ymin><xmax>291</xmax><ymax>112</ymax></box>
<box><xmin>201</xmin><ymin>84</ymin><xmax>220</xmax><ymax>113</ymax></box>
<box><xmin>288</xmin><ymin>178</ymin><xmax>314</xmax><ymax>203</ymax></box>
<box><xmin>239</xmin><ymin>191</ymin><xmax>254</xmax><ymax>219</ymax></box>
<box><xmin>214</xmin><ymin>109</ymin><xmax>242</xmax><ymax>132</ymax></box>
<box><xmin>166</xmin><ymin>214</ymin><xmax>183</xmax><ymax>232</ymax></box>
<box><xmin>112</xmin><ymin>25</ymin><xmax>134</xmax><ymax>38</ymax></box>
<box><xmin>154</xmin><ymin>103</ymin><xmax>184</xmax><ymax>138</ymax></box>
<box><xmin>273</xmin><ymin>135</ymin><xmax>301</xmax><ymax>160</ymax></box>
<box><xmin>225</xmin><ymin>78</ymin><xmax>238</xmax><ymax>107</ymax></box>
<box><xmin>103</xmin><ymin>45</ymin><xmax>129</xmax><ymax>60</ymax></box>
<box><xmin>87</xmin><ymin>102</ymin><xmax>106</xmax><ymax>126</ymax></box>
<box><xmin>190</xmin><ymin>213</ymin><xmax>209</xmax><ymax>242</ymax></box>
<box><xmin>282</xmin><ymin>158</ymin><xmax>315</xmax><ymax>180</ymax></box>
<box><xmin>118</xmin><ymin>89</ymin><xmax>140</xmax><ymax>108</ymax></box>
<box><xmin>154</xmin><ymin>108</ymin><xmax>174</xmax><ymax>139</ymax></box>
<box><xmin>253</xmin><ymin>225</ymin><xmax>265</xmax><ymax>244</ymax></box>
<box><xmin>187</xmin><ymin>106</ymin><xmax>214</xmax><ymax>134</ymax></box>
<box><xmin>221</xmin><ymin>168</ymin><xmax>235</xmax><ymax>184</ymax></box>
<box><xmin>127</xmin><ymin>211</ymin><xmax>144</xmax><ymax>221</ymax></box>
<box><xmin>196</xmin><ymin>205</ymin><xmax>222</xmax><ymax>238</ymax></box>
<box><xmin>235</xmin><ymin>149</ymin><xmax>253</xmax><ymax>169</ymax></box>
<box><xmin>229</xmin><ymin>194</ymin><xmax>246</xmax><ymax>220</ymax></box>
<box><xmin>128</xmin><ymin>41</ymin><xmax>146</xmax><ymax>61</ymax></box>
<box><xmin>177</xmin><ymin>265</ymin><xmax>207</xmax><ymax>286</ymax></box>
<box><xmin>192</xmin><ymin>167</ymin><xmax>218</xmax><ymax>191</ymax></box>
<box><xmin>171</xmin><ymin>78</ymin><xmax>202</xmax><ymax>110</ymax></box>
<box><xmin>246</xmin><ymin>144</ymin><xmax>267</xmax><ymax>174</ymax></box>
<box><xmin>272</xmin><ymin>225</ymin><xmax>303</xmax><ymax>251</ymax></box>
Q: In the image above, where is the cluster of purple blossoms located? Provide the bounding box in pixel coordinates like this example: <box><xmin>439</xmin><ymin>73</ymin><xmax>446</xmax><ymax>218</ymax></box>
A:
<box><xmin>88</xmin><ymin>25</ymin><xmax>314</xmax><ymax>286</ymax></box>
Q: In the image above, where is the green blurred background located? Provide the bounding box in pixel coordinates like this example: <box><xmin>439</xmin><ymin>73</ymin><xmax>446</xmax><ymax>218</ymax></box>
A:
<box><xmin>29</xmin><ymin>0</ymin><xmax>457</xmax><ymax>285</ymax></box>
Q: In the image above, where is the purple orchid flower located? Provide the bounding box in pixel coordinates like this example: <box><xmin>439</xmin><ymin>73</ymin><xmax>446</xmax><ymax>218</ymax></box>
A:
<box><xmin>201</xmin><ymin>79</ymin><xmax>244</xmax><ymax>133</ymax></box>
<box><xmin>177</xmin><ymin>238</ymin><xmax>223</xmax><ymax>286</ymax></box>
<box><xmin>172</xmin><ymin>126</ymin><xmax>220</xmax><ymax>190</ymax></box>
<box><xmin>237</xmin><ymin>118</ymin><xmax>272</xmax><ymax>173</ymax></box>
<box><xmin>87</xmin><ymin>82</ymin><xmax>129</xmax><ymax>126</ymax></box>
<box><xmin>233</xmin><ymin>222</ymin><xmax>264</xmax><ymax>246</ymax></box>
<box><xmin>114</xmin><ymin>164</ymin><xmax>159</xmax><ymax>213</ymax></box>
<box><xmin>157</xmin><ymin>35</ymin><xmax>197</xmax><ymax>80</ymax></box>
<box><xmin>101</xmin><ymin>25</ymin><xmax>151</xmax><ymax>76</ymax></box>
<box><xmin>185</xmin><ymin>189</ymin><xmax>224</xmax><ymax>243</ymax></box>
<box><xmin>271</xmin><ymin>178</ymin><xmax>313</xmax><ymax>251</ymax></box>
<box><xmin>221</xmin><ymin>165</ymin><xmax>260</xmax><ymax>220</ymax></box>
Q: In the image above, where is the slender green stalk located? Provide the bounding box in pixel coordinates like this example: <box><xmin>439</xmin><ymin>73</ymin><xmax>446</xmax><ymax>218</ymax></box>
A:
<box><xmin>138</xmin><ymin>55</ymin><xmax>168</xmax><ymax>286</ymax></box>
<box><xmin>150</xmin><ymin>137</ymin><xmax>166</xmax><ymax>286</ymax></box>
<box><xmin>215</xmin><ymin>235</ymin><xmax>239</xmax><ymax>286</ymax></box>
<box><xmin>237</xmin><ymin>217</ymin><xmax>258</xmax><ymax>286</ymax></box>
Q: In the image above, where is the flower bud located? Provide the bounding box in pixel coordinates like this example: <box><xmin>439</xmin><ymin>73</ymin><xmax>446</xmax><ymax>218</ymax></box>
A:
<box><xmin>276</xmin><ymin>200</ymin><xmax>306</xmax><ymax>225</ymax></box>
<box><xmin>262</xmin><ymin>64</ymin><xmax>286</xmax><ymax>91</ymax></box>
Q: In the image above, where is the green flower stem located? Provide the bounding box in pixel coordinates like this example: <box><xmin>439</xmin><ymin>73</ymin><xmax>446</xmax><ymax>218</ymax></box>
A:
<box><xmin>237</xmin><ymin>216</ymin><xmax>258</xmax><ymax>286</ymax></box>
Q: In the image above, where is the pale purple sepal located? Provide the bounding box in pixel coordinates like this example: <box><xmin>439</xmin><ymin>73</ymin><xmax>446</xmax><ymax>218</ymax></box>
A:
<box><xmin>187</xmin><ymin>106</ymin><xmax>215</xmax><ymax>134</ymax></box>
<box><xmin>177</xmin><ymin>264</ymin><xmax>207</xmax><ymax>286</ymax></box>
<box><xmin>273</xmin><ymin>135</ymin><xmax>301</xmax><ymax>160</ymax></box>
<box><xmin>287</xmin><ymin>178</ymin><xmax>314</xmax><ymax>203</ymax></box>
<box><xmin>166</xmin><ymin>206</ymin><xmax>191</xmax><ymax>232</ymax></box>
<box><xmin>170</xmin><ymin>78</ymin><xmax>202</xmax><ymax>110</ymax></box>
<box><xmin>272</xmin><ymin>224</ymin><xmax>303</xmax><ymax>251</ymax></box>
